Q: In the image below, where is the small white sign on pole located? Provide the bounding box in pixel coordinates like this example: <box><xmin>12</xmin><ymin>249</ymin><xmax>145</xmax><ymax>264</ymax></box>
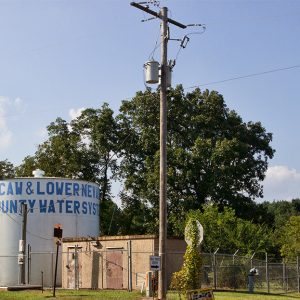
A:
<box><xmin>150</xmin><ymin>255</ymin><xmax>161</xmax><ymax>271</ymax></box>
<box><xmin>18</xmin><ymin>254</ymin><xmax>24</xmax><ymax>265</ymax></box>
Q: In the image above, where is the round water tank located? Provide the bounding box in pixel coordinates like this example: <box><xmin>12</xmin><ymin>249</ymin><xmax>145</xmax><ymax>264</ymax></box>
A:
<box><xmin>0</xmin><ymin>177</ymin><xmax>100</xmax><ymax>286</ymax></box>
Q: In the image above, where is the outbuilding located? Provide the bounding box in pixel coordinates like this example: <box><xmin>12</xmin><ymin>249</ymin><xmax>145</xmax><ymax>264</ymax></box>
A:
<box><xmin>62</xmin><ymin>235</ymin><xmax>186</xmax><ymax>290</ymax></box>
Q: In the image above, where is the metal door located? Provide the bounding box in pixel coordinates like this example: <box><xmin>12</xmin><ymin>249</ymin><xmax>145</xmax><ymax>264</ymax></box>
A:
<box><xmin>106</xmin><ymin>251</ymin><xmax>123</xmax><ymax>289</ymax></box>
<box><xmin>66</xmin><ymin>246</ymin><xmax>82</xmax><ymax>289</ymax></box>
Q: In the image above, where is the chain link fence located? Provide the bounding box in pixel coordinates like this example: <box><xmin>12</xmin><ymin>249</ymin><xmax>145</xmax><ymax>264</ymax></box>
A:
<box><xmin>199</xmin><ymin>252</ymin><xmax>300</xmax><ymax>294</ymax></box>
<box><xmin>1</xmin><ymin>248</ymin><xmax>299</xmax><ymax>294</ymax></box>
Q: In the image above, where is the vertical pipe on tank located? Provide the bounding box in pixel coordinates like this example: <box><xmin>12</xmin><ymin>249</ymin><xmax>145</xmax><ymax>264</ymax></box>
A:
<box><xmin>20</xmin><ymin>203</ymin><xmax>27</xmax><ymax>284</ymax></box>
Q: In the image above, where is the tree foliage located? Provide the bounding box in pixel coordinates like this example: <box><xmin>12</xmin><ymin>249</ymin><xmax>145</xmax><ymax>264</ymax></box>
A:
<box><xmin>117</xmin><ymin>86</ymin><xmax>275</xmax><ymax>234</ymax></box>
<box><xmin>16</xmin><ymin>104</ymin><xmax>120</xmax><ymax>235</ymax></box>
<box><xmin>15</xmin><ymin>156</ymin><xmax>36</xmax><ymax>177</ymax></box>
<box><xmin>189</xmin><ymin>205</ymin><xmax>273</xmax><ymax>255</ymax></box>
<box><xmin>0</xmin><ymin>159</ymin><xmax>15</xmax><ymax>179</ymax></box>
<box><xmin>280</xmin><ymin>215</ymin><xmax>300</xmax><ymax>259</ymax></box>
<box><xmin>13</xmin><ymin>87</ymin><xmax>279</xmax><ymax>242</ymax></box>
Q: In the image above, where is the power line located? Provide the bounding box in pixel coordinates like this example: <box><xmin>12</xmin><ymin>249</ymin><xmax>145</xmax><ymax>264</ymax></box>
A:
<box><xmin>186</xmin><ymin>64</ymin><xmax>300</xmax><ymax>89</ymax></box>
<box><xmin>2</xmin><ymin>64</ymin><xmax>299</xmax><ymax>123</ymax></box>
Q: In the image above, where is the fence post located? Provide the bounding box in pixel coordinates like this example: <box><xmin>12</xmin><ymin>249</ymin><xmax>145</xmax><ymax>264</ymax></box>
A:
<box><xmin>127</xmin><ymin>240</ymin><xmax>132</xmax><ymax>292</ymax></box>
<box><xmin>213</xmin><ymin>248</ymin><xmax>219</xmax><ymax>290</ymax></box>
<box><xmin>297</xmin><ymin>256</ymin><xmax>299</xmax><ymax>293</ymax></box>
<box><xmin>27</xmin><ymin>244</ymin><xmax>31</xmax><ymax>284</ymax></box>
<box><xmin>232</xmin><ymin>250</ymin><xmax>239</xmax><ymax>290</ymax></box>
<box><xmin>250</xmin><ymin>252</ymin><xmax>255</xmax><ymax>269</ymax></box>
<box><xmin>233</xmin><ymin>250</ymin><xmax>239</xmax><ymax>265</ymax></box>
<box><xmin>283</xmin><ymin>258</ymin><xmax>286</xmax><ymax>292</ymax></box>
<box><xmin>51</xmin><ymin>252</ymin><xmax>54</xmax><ymax>287</ymax></box>
<box><xmin>75</xmin><ymin>245</ymin><xmax>79</xmax><ymax>290</ymax></box>
<box><xmin>266</xmin><ymin>253</ymin><xmax>270</xmax><ymax>294</ymax></box>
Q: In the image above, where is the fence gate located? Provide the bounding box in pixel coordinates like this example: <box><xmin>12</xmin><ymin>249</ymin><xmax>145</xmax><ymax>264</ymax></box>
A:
<box><xmin>67</xmin><ymin>246</ymin><xmax>82</xmax><ymax>289</ymax></box>
<box><xmin>106</xmin><ymin>251</ymin><xmax>123</xmax><ymax>289</ymax></box>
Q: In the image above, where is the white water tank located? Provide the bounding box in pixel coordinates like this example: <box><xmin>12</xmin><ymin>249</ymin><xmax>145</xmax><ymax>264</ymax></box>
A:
<box><xmin>0</xmin><ymin>177</ymin><xmax>100</xmax><ymax>286</ymax></box>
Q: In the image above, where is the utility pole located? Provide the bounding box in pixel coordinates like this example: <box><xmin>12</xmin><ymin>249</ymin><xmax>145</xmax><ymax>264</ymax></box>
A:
<box><xmin>20</xmin><ymin>203</ymin><xmax>27</xmax><ymax>284</ymax></box>
<box><xmin>130</xmin><ymin>3</ymin><xmax>186</xmax><ymax>299</ymax></box>
<box><xmin>159</xmin><ymin>6</ymin><xmax>168</xmax><ymax>300</ymax></box>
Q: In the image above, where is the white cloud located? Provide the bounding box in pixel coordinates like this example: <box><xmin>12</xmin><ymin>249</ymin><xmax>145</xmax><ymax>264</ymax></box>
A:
<box><xmin>0</xmin><ymin>96</ymin><xmax>25</xmax><ymax>150</ymax></box>
<box><xmin>261</xmin><ymin>165</ymin><xmax>300</xmax><ymax>201</ymax></box>
<box><xmin>69</xmin><ymin>107</ymin><xmax>85</xmax><ymax>120</ymax></box>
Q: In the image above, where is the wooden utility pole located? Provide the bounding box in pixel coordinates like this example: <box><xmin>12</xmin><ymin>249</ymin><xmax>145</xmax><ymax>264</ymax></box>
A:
<box><xmin>130</xmin><ymin>3</ymin><xmax>186</xmax><ymax>299</ymax></box>
<box><xmin>159</xmin><ymin>6</ymin><xmax>168</xmax><ymax>299</ymax></box>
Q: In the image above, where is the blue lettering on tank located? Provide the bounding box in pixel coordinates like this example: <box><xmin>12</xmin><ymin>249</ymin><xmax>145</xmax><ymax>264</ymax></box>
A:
<box><xmin>28</xmin><ymin>199</ymin><xmax>36</xmax><ymax>213</ymax></box>
<box><xmin>46</xmin><ymin>182</ymin><xmax>54</xmax><ymax>195</ymax></box>
<box><xmin>73</xmin><ymin>183</ymin><xmax>80</xmax><ymax>196</ymax></box>
<box><xmin>81</xmin><ymin>184</ymin><xmax>87</xmax><ymax>197</ymax></box>
<box><xmin>82</xmin><ymin>201</ymin><xmax>87</xmax><ymax>214</ymax></box>
<box><xmin>39</xmin><ymin>200</ymin><xmax>47</xmax><ymax>213</ymax></box>
<box><xmin>56</xmin><ymin>182</ymin><xmax>64</xmax><ymax>195</ymax></box>
<box><xmin>48</xmin><ymin>200</ymin><xmax>56</xmax><ymax>213</ymax></box>
<box><xmin>0</xmin><ymin>183</ymin><xmax>5</xmax><ymax>195</ymax></box>
<box><xmin>74</xmin><ymin>200</ymin><xmax>80</xmax><ymax>214</ymax></box>
<box><xmin>15</xmin><ymin>182</ymin><xmax>23</xmax><ymax>195</ymax></box>
<box><xmin>57</xmin><ymin>200</ymin><xmax>64</xmax><ymax>213</ymax></box>
<box><xmin>65</xmin><ymin>182</ymin><xmax>72</xmax><ymax>196</ymax></box>
<box><xmin>9</xmin><ymin>200</ymin><xmax>17</xmax><ymax>213</ymax></box>
<box><xmin>88</xmin><ymin>185</ymin><xmax>92</xmax><ymax>197</ymax></box>
<box><xmin>66</xmin><ymin>200</ymin><xmax>72</xmax><ymax>213</ymax></box>
<box><xmin>7</xmin><ymin>182</ymin><xmax>13</xmax><ymax>195</ymax></box>
<box><xmin>1</xmin><ymin>200</ymin><xmax>8</xmax><ymax>213</ymax></box>
<box><xmin>37</xmin><ymin>182</ymin><xmax>45</xmax><ymax>195</ymax></box>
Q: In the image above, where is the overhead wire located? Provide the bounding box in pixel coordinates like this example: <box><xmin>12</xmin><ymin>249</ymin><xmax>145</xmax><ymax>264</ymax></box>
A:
<box><xmin>148</xmin><ymin>27</ymin><xmax>162</xmax><ymax>60</ymax></box>
<box><xmin>186</xmin><ymin>64</ymin><xmax>300</xmax><ymax>89</ymax></box>
<box><xmin>2</xmin><ymin>61</ymin><xmax>299</xmax><ymax>239</ymax></box>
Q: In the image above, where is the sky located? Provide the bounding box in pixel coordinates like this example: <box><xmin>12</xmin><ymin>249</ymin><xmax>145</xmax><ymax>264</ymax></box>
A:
<box><xmin>0</xmin><ymin>0</ymin><xmax>299</xmax><ymax>204</ymax></box>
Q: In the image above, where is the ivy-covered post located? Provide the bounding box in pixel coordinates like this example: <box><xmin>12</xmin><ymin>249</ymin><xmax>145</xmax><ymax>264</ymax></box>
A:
<box><xmin>170</xmin><ymin>217</ymin><xmax>203</xmax><ymax>298</ymax></box>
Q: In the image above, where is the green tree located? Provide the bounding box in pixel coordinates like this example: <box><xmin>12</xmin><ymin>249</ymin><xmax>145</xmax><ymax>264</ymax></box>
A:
<box><xmin>117</xmin><ymin>86</ymin><xmax>275</xmax><ymax>234</ymax></box>
<box><xmin>0</xmin><ymin>159</ymin><xmax>15</xmax><ymax>179</ymax></box>
<box><xmin>264</xmin><ymin>200</ymin><xmax>298</xmax><ymax>229</ymax></box>
<box><xmin>280</xmin><ymin>215</ymin><xmax>300</xmax><ymax>259</ymax></box>
<box><xmin>15</xmin><ymin>156</ymin><xmax>37</xmax><ymax>177</ymax></box>
<box><xmin>32</xmin><ymin>117</ymin><xmax>87</xmax><ymax>178</ymax></box>
<box><xmin>16</xmin><ymin>104</ymin><xmax>120</xmax><ymax>235</ymax></box>
<box><xmin>71</xmin><ymin>104</ymin><xmax>118</xmax><ymax>202</ymax></box>
<box><xmin>189</xmin><ymin>204</ymin><xmax>273</xmax><ymax>255</ymax></box>
<box><xmin>71</xmin><ymin>104</ymin><xmax>119</xmax><ymax>235</ymax></box>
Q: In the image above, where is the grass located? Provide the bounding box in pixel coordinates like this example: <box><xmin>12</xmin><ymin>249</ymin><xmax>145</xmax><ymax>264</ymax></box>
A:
<box><xmin>167</xmin><ymin>291</ymin><xmax>300</xmax><ymax>300</ymax></box>
<box><xmin>0</xmin><ymin>289</ymin><xmax>300</xmax><ymax>300</ymax></box>
<box><xmin>0</xmin><ymin>289</ymin><xmax>141</xmax><ymax>300</ymax></box>
<box><xmin>214</xmin><ymin>291</ymin><xmax>300</xmax><ymax>300</ymax></box>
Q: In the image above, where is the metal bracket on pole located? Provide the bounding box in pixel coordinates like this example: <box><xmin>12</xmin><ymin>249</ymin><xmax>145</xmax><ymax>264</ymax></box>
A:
<box><xmin>130</xmin><ymin>2</ymin><xmax>187</xmax><ymax>29</ymax></box>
